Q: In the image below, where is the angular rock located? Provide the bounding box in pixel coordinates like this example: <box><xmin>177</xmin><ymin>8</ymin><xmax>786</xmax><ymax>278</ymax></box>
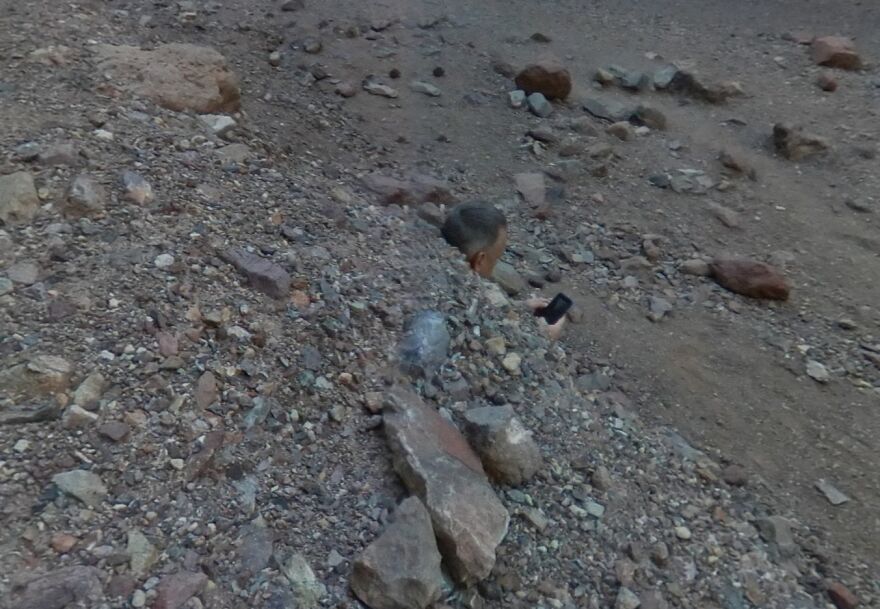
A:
<box><xmin>515</xmin><ymin>61</ymin><xmax>572</xmax><ymax>100</ymax></box>
<box><xmin>221</xmin><ymin>248</ymin><xmax>291</xmax><ymax>298</ymax></box>
<box><xmin>280</xmin><ymin>554</ymin><xmax>325</xmax><ymax>609</ymax></box>
<box><xmin>0</xmin><ymin>355</ymin><xmax>73</xmax><ymax>398</ymax></box>
<box><xmin>709</xmin><ymin>258</ymin><xmax>791</xmax><ymax>300</ymax></box>
<box><xmin>491</xmin><ymin>261</ymin><xmax>527</xmax><ymax>296</ymax></box>
<box><xmin>463</xmin><ymin>405</ymin><xmax>542</xmax><ymax>486</ymax></box>
<box><xmin>52</xmin><ymin>469</ymin><xmax>107</xmax><ymax>506</ymax></box>
<box><xmin>65</xmin><ymin>174</ymin><xmax>106</xmax><ymax>218</ymax></box>
<box><xmin>527</xmin><ymin>92</ymin><xmax>553</xmax><ymax>118</ymax></box>
<box><xmin>0</xmin><ymin>171</ymin><xmax>40</xmax><ymax>224</ymax></box>
<box><xmin>153</xmin><ymin>571</ymin><xmax>208</xmax><ymax>609</ymax></box>
<box><xmin>398</xmin><ymin>311</ymin><xmax>450</xmax><ymax>378</ymax></box>
<box><xmin>9</xmin><ymin>566</ymin><xmax>103</xmax><ymax>609</ymax></box>
<box><xmin>383</xmin><ymin>386</ymin><xmax>509</xmax><ymax>584</ymax></box>
<box><xmin>773</xmin><ymin>123</ymin><xmax>829</xmax><ymax>161</ymax></box>
<box><xmin>361</xmin><ymin>173</ymin><xmax>455</xmax><ymax>206</ymax></box>
<box><xmin>93</xmin><ymin>44</ymin><xmax>240</xmax><ymax>113</ymax></box>
<box><xmin>811</xmin><ymin>36</ymin><xmax>861</xmax><ymax>70</ymax></box>
<box><xmin>351</xmin><ymin>497</ymin><xmax>443</xmax><ymax>609</ymax></box>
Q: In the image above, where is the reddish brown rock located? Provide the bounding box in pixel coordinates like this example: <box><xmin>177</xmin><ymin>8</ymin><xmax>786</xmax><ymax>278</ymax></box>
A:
<box><xmin>709</xmin><ymin>258</ymin><xmax>791</xmax><ymax>300</ymax></box>
<box><xmin>828</xmin><ymin>582</ymin><xmax>859</xmax><ymax>609</ymax></box>
<box><xmin>93</xmin><ymin>43</ymin><xmax>241</xmax><ymax>113</ymax></box>
<box><xmin>383</xmin><ymin>386</ymin><xmax>509</xmax><ymax>585</ymax></box>
<box><xmin>514</xmin><ymin>61</ymin><xmax>572</xmax><ymax>100</ymax></box>
<box><xmin>817</xmin><ymin>72</ymin><xmax>838</xmax><ymax>92</ymax></box>
<box><xmin>811</xmin><ymin>37</ymin><xmax>862</xmax><ymax>70</ymax></box>
<box><xmin>361</xmin><ymin>174</ymin><xmax>456</xmax><ymax>206</ymax></box>
<box><xmin>153</xmin><ymin>571</ymin><xmax>208</xmax><ymax>609</ymax></box>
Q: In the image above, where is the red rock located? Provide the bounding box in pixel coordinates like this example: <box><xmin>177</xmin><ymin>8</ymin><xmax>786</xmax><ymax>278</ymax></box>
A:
<box><xmin>811</xmin><ymin>37</ymin><xmax>862</xmax><ymax>70</ymax></box>
<box><xmin>828</xmin><ymin>582</ymin><xmax>859</xmax><ymax>609</ymax></box>
<box><xmin>153</xmin><ymin>571</ymin><xmax>208</xmax><ymax>609</ymax></box>
<box><xmin>709</xmin><ymin>258</ymin><xmax>791</xmax><ymax>300</ymax></box>
<box><xmin>817</xmin><ymin>72</ymin><xmax>839</xmax><ymax>92</ymax></box>
<box><xmin>514</xmin><ymin>61</ymin><xmax>572</xmax><ymax>100</ymax></box>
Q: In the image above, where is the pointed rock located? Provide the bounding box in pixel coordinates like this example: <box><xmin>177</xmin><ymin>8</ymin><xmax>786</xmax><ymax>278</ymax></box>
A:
<box><xmin>351</xmin><ymin>497</ymin><xmax>443</xmax><ymax>609</ymax></box>
<box><xmin>383</xmin><ymin>386</ymin><xmax>509</xmax><ymax>584</ymax></box>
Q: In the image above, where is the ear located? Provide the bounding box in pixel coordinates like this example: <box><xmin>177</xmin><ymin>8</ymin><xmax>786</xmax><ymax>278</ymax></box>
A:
<box><xmin>469</xmin><ymin>251</ymin><xmax>487</xmax><ymax>273</ymax></box>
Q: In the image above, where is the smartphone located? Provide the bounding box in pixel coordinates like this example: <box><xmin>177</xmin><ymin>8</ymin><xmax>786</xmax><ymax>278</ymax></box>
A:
<box><xmin>534</xmin><ymin>293</ymin><xmax>573</xmax><ymax>325</ymax></box>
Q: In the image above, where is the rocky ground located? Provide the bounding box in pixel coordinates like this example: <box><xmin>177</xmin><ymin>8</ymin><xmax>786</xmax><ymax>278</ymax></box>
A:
<box><xmin>1</xmin><ymin>1</ymin><xmax>878</xmax><ymax>609</ymax></box>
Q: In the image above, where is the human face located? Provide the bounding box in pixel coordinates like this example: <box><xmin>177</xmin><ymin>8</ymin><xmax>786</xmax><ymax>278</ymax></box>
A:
<box><xmin>469</xmin><ymin>227</ymin><xmax>507</xmax><ymax>278</ymax></box>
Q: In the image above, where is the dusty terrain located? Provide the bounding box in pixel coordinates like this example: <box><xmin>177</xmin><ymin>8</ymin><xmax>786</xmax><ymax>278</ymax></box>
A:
<box><xmin>1</xmin><ymin>0</ymin><xmax>878</xmax><ymax>608</ymax></box>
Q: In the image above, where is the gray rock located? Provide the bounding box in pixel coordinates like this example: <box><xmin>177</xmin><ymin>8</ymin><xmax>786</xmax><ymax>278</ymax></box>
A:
<box><xmin>384</xmin><ymin>386</ymin><xmax>509</xmax><ymax>584</ymax></box>
<box><xmin>527</xmin><ymin>92</ymin><xmax>553</xmax><ymax>118</ymax></box>
<box><xmin>583</xmin><ymin>97</ymin><xmax>631</xmax><ymax>122</ymax></box>
<box><xmin>410</xmin><ymin>80</ymin><xmax>441</xmax><ymax>97</ymax></box>
<box><xmin>9</xmin><ymin>566</ymin><xmax>103</xmax><ymax>609</ymax></box>
<box><xmin>65</xmin><ymin>174</ymin><xmax>107</xmax><ymax>218</ymax></box>
<box><xmin>491</xmin><ymin>261</ymin><xmax>527</xmax><ymax>296</ymax></box>
<box><xmin>463</xmin><ymin>405</ymin><xmax>543</xmax><ymax>486</ymax></box>
<box><xmin>0</xmin><ymin>171</ymin><xmax>40</xmax><ymax>224</ymax></box>
<box><xmin>351</xmin><ymin>497</ymin><xmax>443</xmax><ymax>609</ymax></box>
<box><xmin>221</xmin><ymin>247</ymin><xmax>291</xmax><ymax>299</ymax></box>
<box><xmin>52</xmin><ymin>469</ymin><xmax>108</xmax><ymax>506</ymax></box>
<box><xmin>398</xmin><ymin>311</ymin><xmax>449</xmax><ymax>378</ymax></box>
<box><xmin>279</xmin><ymin>553</ymin><xmax>325</xmax><ymax>609</ymax></box>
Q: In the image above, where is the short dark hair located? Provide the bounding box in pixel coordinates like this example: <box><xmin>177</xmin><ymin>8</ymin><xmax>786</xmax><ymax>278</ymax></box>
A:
<box><xmin>441</xmin><ymin>202</ymin><xmax>507</xmax><ymax>257</ymax></box>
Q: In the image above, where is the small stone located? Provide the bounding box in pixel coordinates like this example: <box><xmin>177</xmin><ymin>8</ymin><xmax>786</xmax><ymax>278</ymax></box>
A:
<box><xmin>811</xmin><ymin>36</ymin><xmax>861</xmax><ymax>70</ymax></box>
<box><xmin>122</xmin><ymin>171</ymin><xmax>154</xmax><ymax>205</ymax></box>
<box><xmin>508</xmin><ymin>90</ymin><xmax>526</xmax><ymax>108</ymax></box>
<box><xmin>52</xmin><ymin>469</ymin><xmax>107</xmax><ymax>506</ymax></box>
<box><xmin>410</xmin><ymin>80</ymin><xmax>441</xmax><ymax>97</ymax></box>
<box><xmin>515</xmin><ymin>61</ymin><xmax>572</xmax><ymax>99</ymax></box>
<box><xmin>817</xmin><ymin>72</ymin><xmax>838</xmax><ymax>91</ymax></box>
<box><xmin>722</xmin><ymin>464</ymin><xmax>748</xmax><ymax>486</ymax></box>
<box><xmin>527</xmin><ymin>92</ymin><xmax>553</xmax><ymax>118</ymax></box>
<box><xmin>616</xmin><ymin>587</ymin><xmax>641</xmax><ymax>609</ymax></box>
<box><xmin>62</xmin><ymin>405</ymin><xmax>99</xmax><ymax>429</ymax></box>
<box><xmin>607</xmin><ymin>121</ymin><xmax>635</xmax><ymax>141</ymax></box>
<box><xmin>827</xmin><ymin>581</ymin><xmax>860</xmax><ymax>609</ymax></box>
<box><xmin>501</xmin><ymin>353</ymin><xmax>522</xmax><ymax>374</ymax></box>
<box><xmin>154</xmin><ymin>253</ymin><xmax>175</xmax><ymax>269</ymax></box>
<box><xmin>674</xmin><ymin>526</ymin><xmax>692</xmax><ymax>540</ymax></box>
<box><xmin>806</xmin><ymin>359</ymin><xmax>830</xmax><ymax>383</ymax></box>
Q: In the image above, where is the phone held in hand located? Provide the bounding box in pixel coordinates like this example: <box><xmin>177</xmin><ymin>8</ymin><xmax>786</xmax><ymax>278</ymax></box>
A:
<box><xmin>534</xmin><ymin>293</ymin><xmax>573</xmax><ymax>325</ymax></box>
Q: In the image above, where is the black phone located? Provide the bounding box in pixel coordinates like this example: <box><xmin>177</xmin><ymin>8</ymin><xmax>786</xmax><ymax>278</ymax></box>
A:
<box><xmin>534</xmin><ymin>293</ymin><xmax>573</xmax><ymax>325</ymax></box>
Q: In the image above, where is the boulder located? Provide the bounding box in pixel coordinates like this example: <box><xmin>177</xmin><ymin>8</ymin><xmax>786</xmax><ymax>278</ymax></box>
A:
<box><xmin>351</xmin><ymin>497</ymin><xmax>443</xmax><ymax>609</ymax></box>
<box><xmin>361</xmin><ymin>173</ymin><xmax>455</xmax><ymax>206</ymax></box>
<box><xmin>0</xmin><ymin>171</ymin><xmax>40</xmax><ymax>224</ymax></box>
<box><xmin>9</xmin><ymin>566</ymin><xmax>103</xmax><ymax>609</ymax></box>
<box><xmin>773</xmin><ymin>123</ymin><xmax>829</xmax><ymax>161</ymax></box>
<box><xmin>383</xmin><ymin>387</ymin><xmax>509</xmax><ymax>584</ymax></box>
<box><xmin>709</xmin><ymin>258</ymin><xmax>791</xmax><ymax>300</ymax></box>
<box><xmin>514</xmin><ymin>61</ymin><xmax>572</xmax><ymax>100</ymax></box>
<box><xmin>463</xmin><ymin>405</ymin><xmax>542</xmax><ymax>486</ymax></box>
<box><xmin>92</xmin><ymin>43</ymin><xmax>241</xmax><ymax>113</ymax></box>
<box><xmin>811</xmin><ymin>36</ymin><xmax>862</xmax><ymax>70</ymax></box>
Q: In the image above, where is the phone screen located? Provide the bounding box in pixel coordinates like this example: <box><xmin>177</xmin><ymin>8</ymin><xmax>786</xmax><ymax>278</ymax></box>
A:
<box><xmin>535</xmin><ymin>293</ymin><xmax>573</xmax><ymax>325</ymax></box>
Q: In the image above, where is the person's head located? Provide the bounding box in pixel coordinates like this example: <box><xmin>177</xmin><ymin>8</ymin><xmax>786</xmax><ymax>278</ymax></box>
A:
<box><xmin>441</xmin><ymin>202</ymin><xmax>507</xmax><ymax>278</ymax></box>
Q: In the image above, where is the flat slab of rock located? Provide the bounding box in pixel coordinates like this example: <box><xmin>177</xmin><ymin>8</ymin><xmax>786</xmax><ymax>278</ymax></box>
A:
<box><xmin>351</xmin><ymin>497</ymin><xmax>443</xmax><ymax>609</ymax></box>
<box><xmin>10</xmin><ymin>566</ymin><xmax>103</xmax><ymax>609</ymax></box>
<box><xmin>811</xmin><ymin>36</ymin><xmax>861</xmax><ymax>70</ymax></box>
<box><xmin>0</xmin><ymin>171</ymin><xmax>40</xmax><ymax>224</ymax></box>
<box><xmin>709</xmin><ymin>258</ymin><xmax>791</xmax><ymax>300</ymax></box>
<box><xmin>383</xmin><ymin>386</ymin><xmax>509</xmax><ymax>584</ymax></box>
<box><xmin>463</xmin><ymin>405</ymin><xmax>542</xmax><ymax>486</ymax></box>
<box><xmin>361</xmin><ymin>173</ymin><xmax>455</xmax><ymax>206</ymax></box>
<box><xmin>221</xmin><ymin>247</ymin><xmax>291</xmax><ymax>299</ymax></box>
<box><xmin>93</xmin><ymin>43</ymin><xmax>241</xmax><ymax>113</ymax></box>
<box><xmin>515</xmin><ymin>61</ymin><xmax>572</xmax><ymax>100</ymax></box>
